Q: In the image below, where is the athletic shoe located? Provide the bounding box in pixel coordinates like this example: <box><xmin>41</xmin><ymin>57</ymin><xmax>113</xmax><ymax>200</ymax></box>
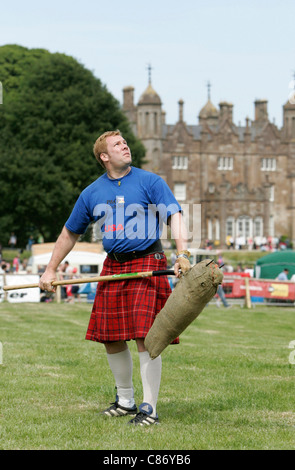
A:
<box><xmin>101</xmin><ymin>400</ymin><xmax>137</xmax><ymax>417</ymax></box>
<box><xmin>128</xmin><ymin>402</ymin><xmax>159</xmax><ymax>426</ymax></box>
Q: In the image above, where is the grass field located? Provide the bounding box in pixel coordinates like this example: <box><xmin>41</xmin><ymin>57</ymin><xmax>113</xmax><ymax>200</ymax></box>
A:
<box><xmin>0</xmin><ymin>301</ymin><xmax>295</xmax><ymax>450</ymax></box>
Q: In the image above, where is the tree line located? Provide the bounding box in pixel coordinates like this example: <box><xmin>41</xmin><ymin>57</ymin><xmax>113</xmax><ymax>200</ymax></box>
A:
<box><xmin>0</xmin><ymin>44</ymin><xmax>145</xmax><ymax>247</ymax></box>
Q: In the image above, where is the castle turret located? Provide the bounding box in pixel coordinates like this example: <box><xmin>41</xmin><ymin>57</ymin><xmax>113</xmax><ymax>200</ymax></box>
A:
<box><xmin>137</xmin><ymin>82</ymin><xmax>162</xmax><ymax>138</ymax></box>
<box><xmin>199</xmin><ymin>99</ymin><xmax>219</xmax><ymax>126</ymax></box>
<box><xmin>136</xmin><ymin>66</ymin><xmax>163</xmax><ymax>172</ymax></box>
<box><xmin>198</xmin><ymin>82</ymin><xmax>219</xmax><ymax>126</ymax></box>
<box><xmin>283</xmin><ymin>100</ymin><xmax>295</xmax><ymax>141</ymax></box>
<box><xmin>123</xmin><ymin>86</ymin><xmax>137</xmax><ymax>135</ymax></box>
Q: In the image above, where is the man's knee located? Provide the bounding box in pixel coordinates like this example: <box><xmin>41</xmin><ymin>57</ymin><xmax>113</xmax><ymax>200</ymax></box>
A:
<box><xmin>135</xmin><ymin>338</ymin><xmax>146</xmax><ymax>352</ymax></box>
<box><xmin>104</xmin><ymin>341</ymin><xmax>127</xmax><ymax>354</ymax></box>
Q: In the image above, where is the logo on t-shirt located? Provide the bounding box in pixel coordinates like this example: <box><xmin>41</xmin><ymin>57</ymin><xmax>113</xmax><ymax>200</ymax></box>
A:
<box><xmin>116</xmin><ymin>196</ymin><xmax>125</xmax><ymax>205</ymax></box>
<box><xmin>106</xmin><ymin>196</ymin><xmax>125</xmax><ymax>208</ymax></box>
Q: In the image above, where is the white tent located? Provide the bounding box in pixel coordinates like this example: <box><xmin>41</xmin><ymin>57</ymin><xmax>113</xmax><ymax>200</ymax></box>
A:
<box><xmin>27</xmin><ymin>250</ymin><xmax>107</xmax><ymax>275</ymax></box>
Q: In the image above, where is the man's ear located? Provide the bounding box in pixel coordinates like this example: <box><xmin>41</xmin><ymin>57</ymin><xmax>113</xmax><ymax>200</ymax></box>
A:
<box><xmin>100</xmin><ymin>152</ymin><xmax>109</xmax><ymax>164</ymax></box>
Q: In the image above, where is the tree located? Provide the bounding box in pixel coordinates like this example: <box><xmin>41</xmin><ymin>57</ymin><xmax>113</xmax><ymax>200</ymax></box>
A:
<box><xmin>0</xmin><ymin>45</ymin><xmax>145</xmax><ymax>247</ymax></box>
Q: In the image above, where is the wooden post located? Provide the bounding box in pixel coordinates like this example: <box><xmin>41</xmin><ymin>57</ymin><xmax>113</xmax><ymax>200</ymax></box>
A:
<box><xmin>3</xmin><ymin>272</ymin><xmax>7</xmax><ymax>301</ymax></box>
<box><xmin>244</xmin><ymin>277</ymin><xmax>252</xmax><ymax>309</ymax></box>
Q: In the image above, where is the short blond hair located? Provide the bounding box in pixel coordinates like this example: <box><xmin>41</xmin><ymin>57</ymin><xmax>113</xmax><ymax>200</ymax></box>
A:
<box><xmin>93</xmin><ymin>130</ymin><xmax>122</xmax><ymax>168</ymax></box>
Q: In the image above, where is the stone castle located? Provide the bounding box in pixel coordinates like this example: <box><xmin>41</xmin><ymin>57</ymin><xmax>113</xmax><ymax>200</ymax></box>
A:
<box><xmin>122</xmin><ymin>75</ymin><xmax>295</xmax><ymax>249</ymax></box>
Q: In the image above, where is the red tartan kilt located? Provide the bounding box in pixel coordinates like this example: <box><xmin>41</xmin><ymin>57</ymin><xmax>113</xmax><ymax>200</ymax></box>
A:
<box><xmin>85</xmin><ymin>253</ymin><xmax>179</xmax><ymax>344</ymax></box>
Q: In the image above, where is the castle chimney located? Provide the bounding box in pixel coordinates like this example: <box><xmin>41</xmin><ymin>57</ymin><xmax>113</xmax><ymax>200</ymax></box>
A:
<box><xmin>178</xmin><ymin>99</ymin><xmax>184</xmax><ymax>122</ymax></box>
<box><xmin>219</xmin><ymin>102</ymin><xmax>233</xmax><ymax>122</ymax></box>
<box><xmin>254</xmin><ymin>99</ymin><xmax>268</xmax><ymax>122</ymax></box>
<box><xmin>123</xmin><ymin>86</ymin><xmax>135</xmax><ymax>111</ymax></box>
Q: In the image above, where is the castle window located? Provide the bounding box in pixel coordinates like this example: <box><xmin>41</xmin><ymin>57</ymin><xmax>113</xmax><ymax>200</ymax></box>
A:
<box><xmin>215</xmin><ymin>218</ymin><xmax>220</xmax><ymax>241</ymax></box>
<box><xmin>269</xmin><ymin>185</ymin><xmax>274</xmax><ymax>202</ymax></box>
<box><xmin>207</xmin><ymin>219</ymin><xmax>213</xmax><ymax>240</ymax></box>
<box><xmin>236</xmin><ymin>216</ymin><xmax>252</xmax><ymax>239</ymax></box>
<box><xmin>226</xmin><ymin>217</ymin><xmax>235</xmax><ymax>237</ymax></box>
<box><xmin>217</xmin><ymin>156</ymin><xmax>233</xmax><ymax>170</ymax></box>
<box><xmin>207</xmin><ymin>218</ymin><xmax>220</xmax><ymax>242</ymax></box>
<box><xmin>145</xmin><ymin>112</ymin><xmax>149</xmax><ymax>134</ymax></box>
<box><xmin>154</xmin><ymin>112</ymin><xmax>158</xmax><ymax>133</ymax></box>
<box><xmin>172</xmin><ymin>156</ymin><xmax>188</xmax><ymax>169</ymax></box>
<box><xmin>269</xmin><ymin>215</ymin><xmax>274</xmax><ymax>237</ymax></box>
<box><xmin>253</xmin><ymin>217</ymin><xmax>263</xmax><ymax>237</ymax></box>
<box><xmin>174</xmin><ymin>182</ymin><xmax>186</xmax><ymax>201</ymax></box>
<box><xmin>208</xmin><ymin>183</ymin><xmax>215</xmax><ymax>193</ymax></box>
<box><xmin>261</xmin><ymin>158</ymin><xmax>276</xmax><ymax>171</ymax></box>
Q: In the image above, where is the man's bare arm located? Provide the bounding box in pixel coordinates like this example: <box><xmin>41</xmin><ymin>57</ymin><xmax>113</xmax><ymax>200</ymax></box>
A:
<box><xmin>168</xmin><ymin>212</ymin><xmax>191</xmax><ymax>277</ymax></box>
<box><xmin>39</xmin><ymin>226</ymin><xmax>80</xmax><ymax>291</ymax></box>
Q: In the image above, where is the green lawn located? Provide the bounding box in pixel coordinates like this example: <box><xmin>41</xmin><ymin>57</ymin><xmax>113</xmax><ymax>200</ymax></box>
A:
<box><xmin>0</xmin><ymin>301</ymin><xmax>295</xmax><ymax>450</ymax></box>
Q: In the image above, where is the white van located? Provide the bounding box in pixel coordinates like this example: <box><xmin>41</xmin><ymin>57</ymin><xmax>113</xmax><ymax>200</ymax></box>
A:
<box><xmin>27</xmin><ymin>242</ymin><xmax>107</xmax><ymax>275</ymax></box>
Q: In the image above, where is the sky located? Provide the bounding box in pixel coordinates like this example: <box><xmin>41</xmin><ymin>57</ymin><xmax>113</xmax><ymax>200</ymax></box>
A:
<box><xmin>0</xmin><ymin>0</ymin><xmax>294</xmax><ymax>128</ymax></box>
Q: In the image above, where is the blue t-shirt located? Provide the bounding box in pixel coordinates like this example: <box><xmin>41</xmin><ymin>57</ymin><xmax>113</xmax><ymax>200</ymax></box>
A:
<box><xmin>276</xmin><ymin>272</ymin><xmax>288</xmax><ymax>281</ymax></box>
<box><xmin>65</xmin><ymin>166</ymin><xmax>181</xmax><ymax>253</ymax></box>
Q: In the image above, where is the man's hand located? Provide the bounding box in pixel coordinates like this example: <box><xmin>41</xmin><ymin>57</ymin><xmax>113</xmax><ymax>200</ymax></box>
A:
<box><xmin>38</xmin><ymin>226</ymin><xmax>79</xmax><ymax>292</ymax></box>
<box><xmin>39</xmin><ymin>268</ymin><xmax>57</xmax><ymax>292</ymax></box>
<box><xmin>174</xmin><ymin>255</ymin><xmax>191</xmax><ymax>278</ymax></box>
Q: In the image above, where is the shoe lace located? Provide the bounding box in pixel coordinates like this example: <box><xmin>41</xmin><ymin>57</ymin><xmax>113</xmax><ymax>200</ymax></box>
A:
<box><xmin>132</xmin><ymin>412</ymin><xmax>147</xmax><ymax>423</ymax></box>
<box><xmin>108</xmin><ymin>400</ymin><xmax>119</xmax><ymax>409</ymax></box>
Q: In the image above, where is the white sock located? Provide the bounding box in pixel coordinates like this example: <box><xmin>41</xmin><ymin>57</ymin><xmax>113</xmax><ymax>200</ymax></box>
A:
<box><xmin>106</xmin><ymin>349</ymin><xmax>135</xmax><ymax>409</ymax></box>
<box><xmin>139</xmin><ymin>351</ymin><xmax>162</xmax><ymax>417</ymax></box>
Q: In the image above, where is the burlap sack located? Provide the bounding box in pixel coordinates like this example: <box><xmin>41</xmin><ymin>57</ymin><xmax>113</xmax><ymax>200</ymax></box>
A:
<box><xmin>144</xmin><ymin>259</ymin><xmax>223</xmax><ymax>359</ymax></box>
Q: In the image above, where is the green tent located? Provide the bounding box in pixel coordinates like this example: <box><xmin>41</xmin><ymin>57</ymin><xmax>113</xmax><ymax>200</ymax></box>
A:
<box><xmin>254</xmin><ymin>251</ymin><xmax>295</xmax><ymax>279</ymax></box>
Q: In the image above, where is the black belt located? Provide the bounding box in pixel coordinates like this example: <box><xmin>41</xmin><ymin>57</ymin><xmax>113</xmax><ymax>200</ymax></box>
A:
<box><xmin>107</xmin><ymin>240</ymin><xmax>163</xmax><ymax>263</ymax></box>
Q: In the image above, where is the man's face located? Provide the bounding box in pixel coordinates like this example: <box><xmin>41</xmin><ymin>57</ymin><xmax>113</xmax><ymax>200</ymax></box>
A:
<box><xmin>103</xmin><ymin>135</ymin><xmax>132</xmax><ymax>168</ymax></box>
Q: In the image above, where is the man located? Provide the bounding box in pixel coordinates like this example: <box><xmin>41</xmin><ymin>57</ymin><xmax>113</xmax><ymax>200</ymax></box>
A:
<box><xmin>216</xmin><ymin>285</ymin><xmax>231</xmax><ymax>308</ymax></box>
<box><xmin>39</xmin><ymin>130</ymin><xmax>190</xmax><ymax>426</ymax></box>
<box><xmin>8</xmin><ymin>232</ymin><xmax>17</xmax><ymax>249</ymax></box>
<box><xmin>276</xmin><ymin>268</ymin><xmax>289</xmax><ymax>281</ymax></box>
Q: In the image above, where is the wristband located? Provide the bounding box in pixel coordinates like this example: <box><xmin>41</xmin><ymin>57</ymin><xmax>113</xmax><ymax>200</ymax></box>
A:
<box><xmin>176</xmin><ymin>250</ymin><xmax>191</xmax><ymax>260</ymax></box>
<box><xmin>176</xmin><ymin>254</ymin><xmax>189</xmax><ymax>260</ymax></box>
